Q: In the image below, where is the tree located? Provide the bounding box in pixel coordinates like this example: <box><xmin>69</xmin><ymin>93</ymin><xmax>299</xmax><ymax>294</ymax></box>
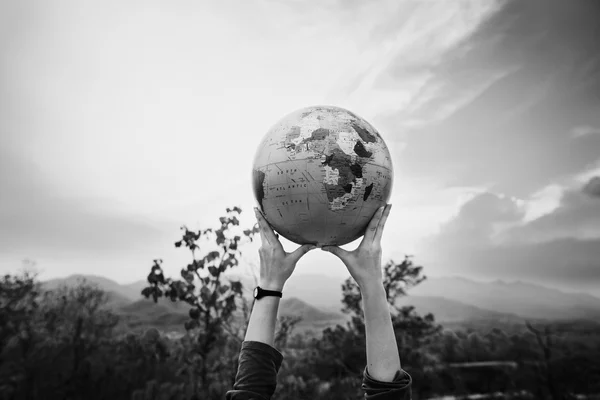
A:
<box><xmin>0</xmin><ymin>271</ymin><xmax>41</xmax><ymax>398</ymax></box>
<box><xmin>340</xmin><ymin>256</ymin><xmax>441</xmax><ymax>366</ymax></box>
<box><xmin>0</xmin><ymin>274</ymin><xmax>123</xmax><ymax>399</ymax></box>
<box><xmin>311</xmin><ymin>256</ymin><xmax>442</xmax><ymax>398</ymax></box>
<box><xmin>526</xmin><ymin>321</ymin><xmax>563</xmax><ymax>400</ymax></box>
<box><xmin>40</xmin><ymin>279</ymin><xmax>120</xmax><ymax>382</ymax></box>
<box><xmin>274</xmin><ymin>315</ymin><xmax>303</xmax><ymax>349</ymax></box>
<box><xmin>0</xmin><ymin>271</ymin><xmax>40</xmax><ymax>361</ymax></box>
<box><xmin>142</xmin><ymin>207</ymin><xmax>259</xmax><ymax>398</ymax></box>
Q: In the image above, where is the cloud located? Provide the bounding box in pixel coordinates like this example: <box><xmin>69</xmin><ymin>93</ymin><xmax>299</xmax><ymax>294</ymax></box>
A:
<box><xmin>392</xmin><ymin>68</ymin><xmax>516</xmax><ymax>129</ymax></box>
<box><xmin>0</xmin><ymin>148</ymin><xmax>170</xmax><ymax>258</ymax></box>
<box><xmin>583</xmin><ymin>176</ymin><xmax>600</xmax><ymax>198</ymax></box>
<box><xmin>510</xmin><ymin>178</ymin><xmax>600</xmax><ymax>244</ymax></box>
<box><xmin>367</xmin><ymin>0</ymin><xmax>600</xmax><ymax>197</ymax></box>
<box><xmin>418</xmin><ymin>174</ymin><xmax>600</xmax><ymax>292</ymax></box>
<box><xmin>522</xmin><ymin>184</ymin><xmax>563</xmax><ymax>222</ymax></box>
<box><xmin>575</xmin><ymin>159</ymin><xmax>600</xmax><ymax>186</ymax></box>
<box><xmin>326</xmin><ymin>0</ymin><xmax>502</xmax><ymax>121</ymax></box>
<box><xmin>571</xmin><ymin>125</ymin><xmax>600</xmax><ymax>139</ymax></box>
<box><xmin>429</xmin><ymin>192</ymin><xmax>524</xmax><ymax>249</ymax></box>
<box><xmin>2</xmin><ymin>0</ymin><xmax>599</xmax><ymax>289</ymax></box>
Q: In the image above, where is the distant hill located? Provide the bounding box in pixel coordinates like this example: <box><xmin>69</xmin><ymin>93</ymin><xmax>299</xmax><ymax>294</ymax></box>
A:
<box><xmin>104</xmin><ymin>291</ymin><xmax>135</xmax><ymax>308</ymax></box>
<box><xmin>279</xmin><ymin>297</ymin><xmax>343</xmax><ymax>321</ymax></box>
<box><xmin>394</xmin><ymin>295</ymin><xmax>521</xmax><ymax>323</ymax></box>
<box><xmin>277</xmin><ymin>296</ymin><xmax>348</xmax><ymax>336</ymax></box>
<box><xmin>251</xmin><ymin>273</ymin><xmax>600</xmax><ymax>321</ymax></box>
<box><xmin>42</xmin><ymin>273</ymin><xmax>600</xmax><ymax>329</ymax></box>
<box><xmin>225</xmin><ymin>271</ymin><xmax>348</xmax><ymax>313</ymax></box>
<box><xmin>41</xmin><ymin>275</ymin><xmax>189</xmax><ymax>332</ymax></box>
<box><xmin>43</xmin><ymin>274</ymin><xmax>143</xmax><ymax>301</ymax></box>
<box><xmin>120</xmin><ymin>297</ymin><xmax>190</xmax><ymax>315</ymax></box>
<box><xmin>41</xmin><ymin>274</ymin><xmax>348</xmax><ymax>334</ymax></box>
<box><xmin>109</xmin><ymin>275</ymin><xmax>518</xmax><ymax>328</ymax></box>
<box><xmin>118</xmin><ymin>297</ymin><xmax>190</xmax><ymax>332</ymax></box>
<box><xmin>411</xmin><ymin>277</ymin><xmax>600</xmax><ymax>320</ymax></box>
<box><xmin>122</xmin><ymin>280</ymin><xmax>149</xmax><ymax>300</ymax></box>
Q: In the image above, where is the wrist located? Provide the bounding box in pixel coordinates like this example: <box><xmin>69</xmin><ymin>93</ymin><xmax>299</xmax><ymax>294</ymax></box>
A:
<box><xmin>359</xmin><ymin>280</ymin><xmax>385</xmax><ymax>296</ymax></box>
<box><xmin>259</xmin><ymin>280</ymin><xmax>285</xmax><ymax>291</ymax></box>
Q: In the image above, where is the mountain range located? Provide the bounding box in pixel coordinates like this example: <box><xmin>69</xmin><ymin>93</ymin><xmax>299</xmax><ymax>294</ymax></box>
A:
<box><xmin>409</xmin><ymin>276</ymin><xmax>600</xmax><ymax>321</ymax></box>
<box><xmin>41</xmin><ymin>274</ymin><xmax>349</xmax><ymax>335</ymax></box>
<box><xmin>41</xmin><ymin>272</ymin><xmax>600</xmax><ymax>334</ymax></box>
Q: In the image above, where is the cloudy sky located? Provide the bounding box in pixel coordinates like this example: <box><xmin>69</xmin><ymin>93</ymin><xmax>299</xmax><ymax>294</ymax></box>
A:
<box><xmin>1</xmin><ymin>0</ymin><xmax>599</xmax><ymax>295</ymax></box>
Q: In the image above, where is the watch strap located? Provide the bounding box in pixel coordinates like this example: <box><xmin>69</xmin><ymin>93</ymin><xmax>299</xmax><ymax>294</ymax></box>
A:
<box><xmin>255</xmin><ymin>286</ymin><xmax>283</xmax><ymax>299</ymax></box>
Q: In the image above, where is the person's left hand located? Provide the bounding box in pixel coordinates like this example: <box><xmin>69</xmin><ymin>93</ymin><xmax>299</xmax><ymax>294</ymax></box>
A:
<box><xmin>254</xmin><ymin>207</ymin><xmax>315</xmax><ymax>291</ymax></box>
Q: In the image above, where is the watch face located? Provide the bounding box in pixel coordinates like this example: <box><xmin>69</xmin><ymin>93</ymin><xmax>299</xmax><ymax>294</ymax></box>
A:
<box><xmin>253</xmin><ymin>287</ymin><xmax>259</xmax><ymax>298</ymax></box>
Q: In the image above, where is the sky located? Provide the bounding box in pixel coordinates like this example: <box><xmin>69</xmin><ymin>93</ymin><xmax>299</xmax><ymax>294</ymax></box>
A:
<box><xmin>1</xmin><ymin>0</ymin><xmax>599</xmax><ymax>295</ymax></box>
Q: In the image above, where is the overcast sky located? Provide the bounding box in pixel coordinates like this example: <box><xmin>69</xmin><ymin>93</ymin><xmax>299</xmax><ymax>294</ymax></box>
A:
<box><xmin>1</xmin><ymin>0</ymin><xmax>599</xmax><ymax>295</ymax></box>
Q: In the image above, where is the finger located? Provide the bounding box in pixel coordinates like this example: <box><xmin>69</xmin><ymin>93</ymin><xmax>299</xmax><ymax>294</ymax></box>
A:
<box><xmin>289</xmin><ymin>244</ymin><xmax>316</xmax><ymax>263</ymax></box>
<box><xmin>254</xmin><ymin>208</ymin><xmax>269</xmax><ymax>245</ymax></box>
<box><xmin>373</xmin><ymin>204</ymin><xmax>392</xmax><ymax>243</ymax></box>
<box><xmin>362</xmin><ymin>206</ymin><xmax>385</xmax><ymax>243</ymax></box>
<box><xmin>321</xmin><ymin>246</ymin><xmax>350</xmax><ymax>261</ymax></box>
<box><xmin>254</xmin><ymin>208</ymin><xmax>276</xmax><ymax>246</ymax></box>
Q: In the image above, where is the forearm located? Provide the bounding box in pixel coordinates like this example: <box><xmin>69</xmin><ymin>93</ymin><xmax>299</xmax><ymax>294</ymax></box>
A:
<box><xmin>361</xmin><ymin>281</ymin><xmax>401</xmax><ymax>382</ymax></box>
<box><xmin>243</xmin><ymin>282</ymin><xmax>282</xmax><ymax>347</ymax></box>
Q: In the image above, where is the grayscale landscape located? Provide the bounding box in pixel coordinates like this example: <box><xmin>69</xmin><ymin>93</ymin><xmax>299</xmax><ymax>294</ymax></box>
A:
<box><xmin>2</xmin><ymin>0</ymin><xmax>600</xmax><ymax>398</ymax></box>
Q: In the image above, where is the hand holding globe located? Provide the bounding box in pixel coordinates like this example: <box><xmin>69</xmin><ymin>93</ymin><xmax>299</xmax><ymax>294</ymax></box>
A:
<box><xmin>252</xmin><ymin>105</ymin><xmax>393</xmax><ymax>247</ymax></box>
<box><xmin>253</xmin><ymin>207</ymin><xmax>316</xmax><ymax>291</ymax></box>
<box><xmin>322</xmin><ymin>204</ymin><xmax>391</xmax><ymax>289</ymax></box>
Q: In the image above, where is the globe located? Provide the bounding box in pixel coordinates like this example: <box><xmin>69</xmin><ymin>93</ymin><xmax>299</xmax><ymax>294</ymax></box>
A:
<box><xmin>252</xmin><ymin>105</ymin><xmax>393</xmax><ymax>246</ymax></box>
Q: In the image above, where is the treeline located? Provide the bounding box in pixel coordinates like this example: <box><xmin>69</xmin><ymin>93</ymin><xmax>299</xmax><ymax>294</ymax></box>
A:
<box><xmin>2</xmin><ymin>270</ymin><xmax>600</xmax><ymax>399</ymax></box>
<box><xmin>2</xmin><ymin>207</ymin><xmax>599</xmax><ymax>399</ymax></box>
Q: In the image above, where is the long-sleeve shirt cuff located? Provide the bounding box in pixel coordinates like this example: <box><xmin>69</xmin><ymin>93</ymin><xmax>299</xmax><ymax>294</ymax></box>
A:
<box><xmin>362</xmin><ymin>366</ymin><xmax>412</xmax><ymax>399</ymax></box>
<box><xmin>225</xmin><ymin>340</ymin><xmax>283</xmax><ymax>400</ymax></box>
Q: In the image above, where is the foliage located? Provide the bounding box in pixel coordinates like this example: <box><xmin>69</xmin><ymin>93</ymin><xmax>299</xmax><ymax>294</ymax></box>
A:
<box><xmin>0</xmin><ymin>276</ymin><xmax>121</xmax><ymax>398</ymax></box>
<box><xmin>338</xmin><ymin>256</ymin><xmax>442</xmax><ymax>366</ymax></box>
<box><xmin>2</xmin><ymin>209</ymin><xmax>600</xmax><ymax>399</ymax></box>
<box><xmin>297</xmin><ymin>256</ymin><xmax>443</xmax><ymax>399</ymax></box>
<box><xmin>1</xmin><ymin>271</ymin><xmax>600</xmax><ymax>400</ymax></box>
<box><xmin>140</xmin><ymin>206</ymin><xmax>261</xmax><ymax>398</ymax></box>
<box><xmin>0</xmin><ymin>272</ymin><xmax>38</xmax><ymax>351</ymax></box>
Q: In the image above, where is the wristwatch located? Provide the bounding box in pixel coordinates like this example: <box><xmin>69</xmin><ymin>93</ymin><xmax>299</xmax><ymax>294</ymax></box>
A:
<box><xmin>253</xmin><ymin>286</ymin><xmax>283</xmax><ymax>300</ymax></box>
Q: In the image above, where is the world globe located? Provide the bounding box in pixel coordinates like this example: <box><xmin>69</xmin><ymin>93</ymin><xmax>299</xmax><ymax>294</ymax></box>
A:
<box><xmin>252</xmin><ymin>105</ymin><xmax>393</xmax><ymax>246</ymax></box>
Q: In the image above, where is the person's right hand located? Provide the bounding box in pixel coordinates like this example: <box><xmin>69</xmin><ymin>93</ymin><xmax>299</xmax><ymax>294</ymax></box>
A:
<box><xmin>254</xmin><ymin>207</ymin><xmax>315</xmax><ymax>291</ymax></box>
<box><xmin>321</xmin><ymin>204</ymin><xmax>391</xmax><ymax>289</ymax></box>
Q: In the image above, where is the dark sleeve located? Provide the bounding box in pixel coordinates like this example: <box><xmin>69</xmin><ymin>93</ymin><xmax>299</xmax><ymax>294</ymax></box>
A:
<box><xmin>225</xmin><ymin>340</ymin><xmax>284</xmax><ymax>400</ymax></box>
<box><xmin>361</xmin><ymin>367</ymin><xmax>412</xmax><ymax>399</ymax></box>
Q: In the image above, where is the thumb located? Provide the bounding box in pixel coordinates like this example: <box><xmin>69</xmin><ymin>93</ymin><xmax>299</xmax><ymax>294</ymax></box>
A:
<box><xmin>321</xmin><ymin>246</ymin><xmax>349</xmax><ymax>260</ymax></box>
<box><xmin>289</xmin><ymin>244</ymin><xmax>316</xmax><ymax>262</ymax></box>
